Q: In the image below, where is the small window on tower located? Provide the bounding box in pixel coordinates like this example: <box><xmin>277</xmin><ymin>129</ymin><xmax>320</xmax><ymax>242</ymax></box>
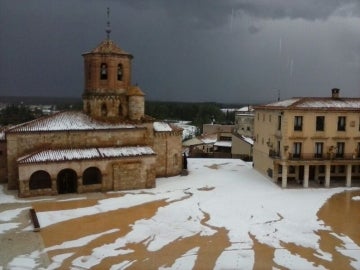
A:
<box><xmin>118</xmin><ymin>103</ymin><xmax>123</xmax><ymax>117</ymax></box>
<box><xmin>87</xmin><ymin>103</ymin><xmax>91</xmax><ymax>114</ymax></box>
<box><xmin>100</xmin><ymin>63</ymin><xmax>108</xmax><ymax>80</ymax></box>
<box><xmin>101</xmin><ymin>103</ymin><xmax>107</xmax><ymax>117</ymax></box>
<box><xmin>117</xmin><ymin>64</ymin><xmax>123</xmax><ymax>81</ymax></box>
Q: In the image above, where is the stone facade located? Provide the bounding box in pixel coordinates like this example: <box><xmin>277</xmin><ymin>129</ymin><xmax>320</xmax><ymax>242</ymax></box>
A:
<box><xmin>2</xmin><ymin>37</ymin><xmax>183</xmax><ymax>197</ymax></box>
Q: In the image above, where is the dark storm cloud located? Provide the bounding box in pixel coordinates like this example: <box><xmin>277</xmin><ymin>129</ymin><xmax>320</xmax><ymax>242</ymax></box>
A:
<box><xmin>0</xmin><ymin>0</ymin><xmax>359</xmax><ymax>103</ymax></box>
<box><xmin>119</xmin><ymin>0</ymin><xmax>360</xmax><ymax>28</ymax></box>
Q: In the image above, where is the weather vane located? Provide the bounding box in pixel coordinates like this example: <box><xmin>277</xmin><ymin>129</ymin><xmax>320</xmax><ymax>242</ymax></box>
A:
<box><xmin>106</xmin><ymin>7</ymin><xmax>111</xmax><ymax>40</ymax></box>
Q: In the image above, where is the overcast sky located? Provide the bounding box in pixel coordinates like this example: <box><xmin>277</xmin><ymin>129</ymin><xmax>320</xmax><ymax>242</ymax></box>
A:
<box><xmin>0</xmin><ymin>0</ymin><xmax>359</xmax><ymax>103</ymax></box>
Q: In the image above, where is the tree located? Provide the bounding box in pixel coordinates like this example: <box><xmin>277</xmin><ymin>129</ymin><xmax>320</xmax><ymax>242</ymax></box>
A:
<box><xmin>0</xmin><ymin>104</ymin><xmax>38</xmax><ymax>126</ymax></box>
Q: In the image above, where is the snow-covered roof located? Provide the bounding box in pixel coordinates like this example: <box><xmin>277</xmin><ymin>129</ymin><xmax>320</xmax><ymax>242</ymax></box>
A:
<box><xmin>264</xmin><ymin>98</ymin><xmax>300</xmax><ymax>108</ymax></box>
<box><xmin>182</xmin><ymin>137</ymin><xmax>204</xmax><ymax>146</ymax></box>
<box><xmin>201</xmin><ymin>134</ymin><xmax>217</xmax><ymax>144</ymax></box>
<box><xmin>236</xmin><ymin>106</ymin><xmax>254</xmax><ymax>112</ymax></box>
<box><xmin>240</xmin><ymin>135</ymin><xmax>254</xmax><ymax>145</ymax></box>
<box><xmin>297</xmin><ymin>99</ymin><xmax>360</xmax><ymax>109</ymax></box>
<box><xmin>7</xmin><ymin>111</ymin><xmax>137</xmax><ymax>133</ymax></box>
<box><xmin>17</xmin><ymin>146</ymin><xmax>155</xmax><ymax>164</ymax></box>
<box><xmin>153</xmin><ymin>122</ymin><xmax>172</xmax><ymax>132</ymax></box>
<box><xmin>214</xmin><ymin>141</ymin><xmax>232</xmax><ymax>148</ymax></box>
<box><xmin>257</xmin><ymin>96</ymin><xmax>360</xmax><ymax>111</ymax></box>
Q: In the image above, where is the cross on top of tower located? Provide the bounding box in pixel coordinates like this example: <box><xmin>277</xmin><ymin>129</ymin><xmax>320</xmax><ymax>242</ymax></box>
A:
<box><xmin>106</xmin><ymin>7</ymin><xmax>111</xmax><ymax>40</ymax></box>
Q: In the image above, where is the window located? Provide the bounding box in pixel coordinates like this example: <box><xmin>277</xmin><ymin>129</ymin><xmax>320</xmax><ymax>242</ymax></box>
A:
<box><xmin>87</xmin><ymin>63</ymin><xmax>91</xmax><ymax>80</ymax></box>
<box><xmin>315</xmin><ymin>142</ymin><xmax>323</xmax><ymax>158</ymax></box>
<box><xmin>100</xmin><ymin>63</ymin><xmax>108</xmax><ymax>80</ymax></box>
<box><xmin>316</xmin><ymin>116</ymin><xmax>325</xmax><ymax>131</ymax></box>
<box><xmin>119</xmin><ymin>103</ymin><xmax>123</xmax><ymax>117</ymax></box>
<box><xmin>101</xmin><ymin>103</ymin><xmax>107</xmax><ymax>117</ymax></box>
<box><xmin>83</xmin><ymin>167</ymin><xmax>102</xmax><ymax>185</ymax></box>
<box><xmin>117</xmin><ymin>64</ymin><xmax>123</xmax><ymax>81</ymax></box>
<box><xmin>293</xmin><ymin>142</ymin><xmax>302</xmax><ymax>158</ymax></box>
<box><xmin>29</xmin><ymin>170</ymin><xmax>51</xmax><ymax>190</ymax></box>
<box><xmin>277</xmin><ymin>115</ymin><xmax>281</xmax><ymax>131</ymax></box>
<box><xmin>336</xmin><ymin>142</ymin><xmax>345</xmax><ymax>158</ymax></box>
<box><xmin>337</xmin><ymin>116</ymin><xmax>346</xmax><ymax>131</ymax></box>
<box><xmin>294</xmin><ymin>116</ymin><xmax>303</xmax><ymax>131</ymax></box>
<box><xmin>277</xmin><ymin>141</ymin><xmax>281</xmax><ymax>156</ymax></box>
<box><xmin>86</xmin><ymin>102</ymin><xmax>91</xmax><ymax>114</ymax></box>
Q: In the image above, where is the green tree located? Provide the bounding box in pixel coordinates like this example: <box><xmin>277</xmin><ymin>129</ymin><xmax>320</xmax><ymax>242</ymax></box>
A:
<box><xmin>0</xmin><ymin>104</ymin><xmax>38</xmax><ymax>126</ymax></box>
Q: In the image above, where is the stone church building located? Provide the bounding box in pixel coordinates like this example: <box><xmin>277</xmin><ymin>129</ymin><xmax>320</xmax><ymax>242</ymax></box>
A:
<box><xmin>0</xmin><ymin>38</ymin><xmax>183</xmax><ymax>197</ymax></box>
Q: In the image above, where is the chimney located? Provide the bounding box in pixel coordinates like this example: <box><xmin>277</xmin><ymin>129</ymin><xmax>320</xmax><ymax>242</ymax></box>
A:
<box><xmin>331</xmin><ymin>88</ymin><xmax>340</xmax><ymax>99</ymax></box>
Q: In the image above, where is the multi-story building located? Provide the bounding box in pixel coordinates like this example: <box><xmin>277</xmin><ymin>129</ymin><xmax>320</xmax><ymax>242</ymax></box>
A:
<box><xmin>232</xmin><ymin>106</ymin><xmax>254</xmax><ymax>160</ymax></box>
<box><xmin>253</xmin><ymin>89</ymin><xmax>360</xmax><ymax>188</ymax></box>
<box><xmin>234</xmin><ymin>106</ymin><xmax>254</xmax><ymax>138</ymax></box>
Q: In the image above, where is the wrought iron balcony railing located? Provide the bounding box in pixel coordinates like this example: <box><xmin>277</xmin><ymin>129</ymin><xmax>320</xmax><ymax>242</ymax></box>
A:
<box><xmin>269</xmin><ymin>152</ymin><xmax>360</xmax><ymax>161</ymax></box>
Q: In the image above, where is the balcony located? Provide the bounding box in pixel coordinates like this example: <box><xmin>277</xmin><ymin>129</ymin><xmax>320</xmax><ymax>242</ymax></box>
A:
<box><xmin>269</xmin><ymin>150</ymin><xmax>281</xmax><ymax>158</ymax></box>
<box><xmin>268</xmin><ymin>151</ymin><xmax>360</xmax><ymax>160</ymax></box>
<box><xmin>286</xmin><ymin>153</ymin><xmax>360</xmax><ymax>161</ymax></box>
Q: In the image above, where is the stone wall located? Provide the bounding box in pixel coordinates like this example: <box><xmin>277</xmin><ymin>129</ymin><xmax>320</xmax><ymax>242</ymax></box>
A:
<box><xmin>18</xmin><ymin>155</ymin><xmax>156</xmax><ymax>197</ymax></box>
<box><xmin>153</xmin><ymin>131</ymin><xmax>183</xmax><ymax>177</ymax></box>
<box><xmin>6</xmin><ymin>127</ymin><xmax>150</xmax><ymax>189</ymax></box>
<box><xmin>0</xmin><ymin>140</ymin><xmax>7</xmax><ymax>183</ymax></box>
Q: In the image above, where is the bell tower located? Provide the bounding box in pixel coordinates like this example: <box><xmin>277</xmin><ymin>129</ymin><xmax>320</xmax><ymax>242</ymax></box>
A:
<box><xmin>82</xmin><ymin>8</ymin><xmax>139</xmax><ymax>122</ymax></box>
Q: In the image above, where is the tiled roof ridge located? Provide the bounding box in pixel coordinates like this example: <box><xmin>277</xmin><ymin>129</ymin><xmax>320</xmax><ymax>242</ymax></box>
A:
<box><xmin>6</xmin><ymin>110</ymin><xmax>141</xmax><ymax>133</ymax></box>
<box><xmin>17</xmin><ymin>146</ymin><xmax>156</xmax><ymax>164</ymax></box>
<box><xmin>7</xmin><ymin>111</ymin><xmax>65</xmax><ymax>132</ymax></box>
<box><xmin>86</xmin><ymin>39</ymin><xmax>132</xmax><ymax>56</ymax></box>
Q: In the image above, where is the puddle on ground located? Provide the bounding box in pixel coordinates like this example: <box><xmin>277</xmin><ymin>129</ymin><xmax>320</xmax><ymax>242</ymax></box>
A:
<box><xmin>205</xmin><ymin>163</ymin><xmax>229</xmax><ymax>170</ymax></box>
<box><xmin>33</xmin><ymin>189</ymin><xmax>360</xmax><ymax>269</ymax></box>
<box><xmin>197</xmin><ymin>186</ymin><xmax>215</xmax><ymax>191</ymax></box>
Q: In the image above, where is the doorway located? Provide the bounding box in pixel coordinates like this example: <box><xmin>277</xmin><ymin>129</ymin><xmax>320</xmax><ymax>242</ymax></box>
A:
<box><xmin>57</xmin><ymin>169</ymin><xmax>77</xmax><ymax>194</ymax></box>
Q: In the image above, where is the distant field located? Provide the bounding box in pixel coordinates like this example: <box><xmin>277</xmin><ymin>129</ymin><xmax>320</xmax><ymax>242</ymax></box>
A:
<box><xmin>0</xmin><ymin>96</ymin><xmax>82</xmax><ymax>105</ymax></box>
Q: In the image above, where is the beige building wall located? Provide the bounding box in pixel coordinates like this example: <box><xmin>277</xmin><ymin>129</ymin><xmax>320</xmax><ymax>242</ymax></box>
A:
<box><xmin>253</xmin><ymin>99</ymin><xmax>360</xmax><ymax>187</ymax></box>
<box><xmin>203</xmin><ymin>124</ymin><xmax>234</xmax><ymax>135</ymax></box>
<box><xmin>231</xmin><ymin>134</ymin><xmax>252</xmax><ymax>159</ymax></box>
<box><xmin>234</xmin><ymin>113</ymin><xmax>254</xmax><ymax>137</ymax></box>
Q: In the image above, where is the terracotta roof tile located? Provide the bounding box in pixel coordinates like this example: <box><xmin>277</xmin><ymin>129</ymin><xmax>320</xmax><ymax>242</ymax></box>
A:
<box><xmin>7</xmin><ymin>111</ymin><xmax>137</xmax><ymax>133</ymax></box>
<box><xmin>17</xmin><ymin>146</ymin><xmax>155</xmax><ymax>164</ymax></box>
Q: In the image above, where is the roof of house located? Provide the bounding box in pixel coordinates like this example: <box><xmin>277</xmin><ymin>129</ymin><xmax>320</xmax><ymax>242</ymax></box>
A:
<box><xmin>255</xmin><ymin>96</ymin><xmax>360</xmax><ymax>111</ymax></box>
<box><xmin>153</xmin><ymin>122</ymin><xmax>173</xmax><ymax>132</ymax></box>
<box><xmin>6</xmin><ymin>111</ymin><xmax>137</xmax><ymax>133</ymax></box>
<box><xmin>214</xmin><ymin>141</ymin><xmax>232</xmax><ymax>148</ymax></box>
<box><xmin>17</xmin><ymin>146</ymin><xmax>155</xmax><ymax>164</ymax></box>
<box><xmin>127</xmin><ymin>85</ymin><xmax>145</xmax><ymax>96</ymax></box>
<box><xmin>83</xmin><ymin>39</ymin><xmax>133</xmax><ymax>57</ymax></box>
<box><xmin>240</xmin><ymin>135</ymin><xmax>254</xmax><ymax>145</ymax></box>
<box><xmin>182</xmin><ymin>133</ymin><xmax>217</xmax><ymax>147</ymax></box>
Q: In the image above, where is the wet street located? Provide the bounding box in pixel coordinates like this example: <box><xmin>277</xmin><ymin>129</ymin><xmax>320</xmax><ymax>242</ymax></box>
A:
<box><xmin>24</xmin><ymin>189</ymin><xmax>359</xmax><ymax>269</ymax></box>
<box><xmin>1</xmin><ymin>159</ymin><xmax>359</xmax><ymax>269</ymax></box>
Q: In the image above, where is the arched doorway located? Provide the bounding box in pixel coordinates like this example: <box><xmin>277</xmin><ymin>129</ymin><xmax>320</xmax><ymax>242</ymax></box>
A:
<box><xmin>57</xmin><ymin>169</ymin><xmax>77</xmax><ymax>194</ymax></box>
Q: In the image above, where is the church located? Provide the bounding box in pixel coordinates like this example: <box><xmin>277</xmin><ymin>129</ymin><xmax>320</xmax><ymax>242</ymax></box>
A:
<box><xmin>0</xmin><ymin>35</ymin><xmax>183</xmax><ymax>197</ymax></box>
